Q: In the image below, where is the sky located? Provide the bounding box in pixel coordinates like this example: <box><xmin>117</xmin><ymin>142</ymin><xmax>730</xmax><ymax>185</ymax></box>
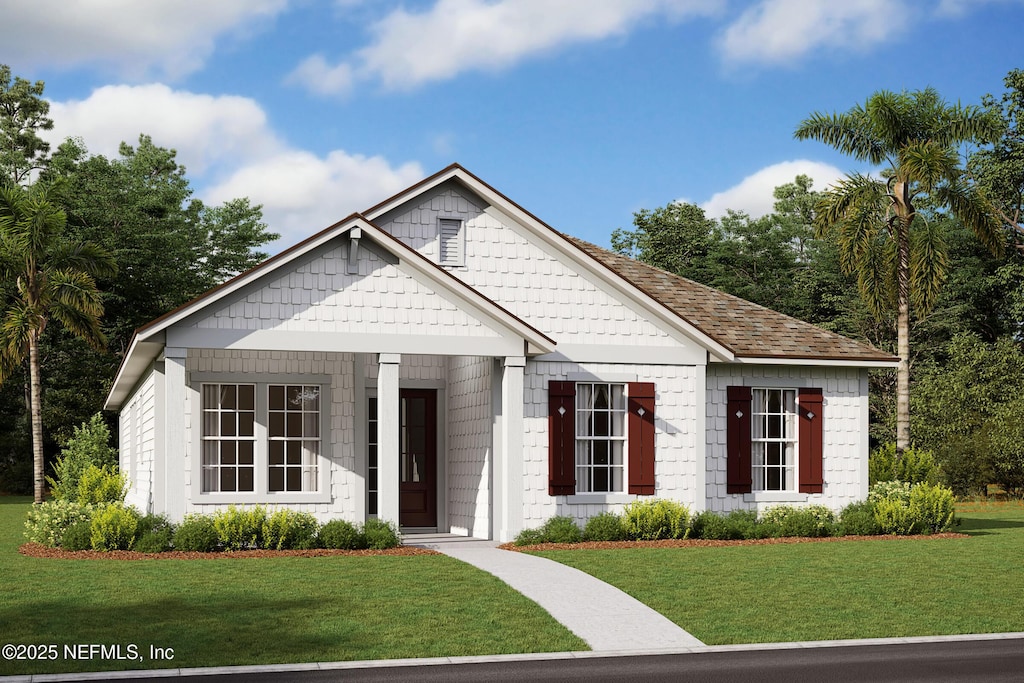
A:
<box><xmin>3</xmin><ymin>0</ymin><xmax>1023</xmax><ymax>253</ymax></box>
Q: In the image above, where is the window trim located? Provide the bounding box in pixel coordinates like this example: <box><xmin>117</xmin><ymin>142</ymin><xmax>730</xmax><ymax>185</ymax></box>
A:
<box><xmin>750</xmin><ymin>387</ymin><xmax>798</xmax><ymax>493</ymax></box>
<box><xmin>574</xmin><ymin>382</ymin><xmax>627</xmax><ymax>494</ymax></box>
<box><xmin>190</xmin><ymin>373</ymin><xmax>331</xmax><ymax>505</ymax></box>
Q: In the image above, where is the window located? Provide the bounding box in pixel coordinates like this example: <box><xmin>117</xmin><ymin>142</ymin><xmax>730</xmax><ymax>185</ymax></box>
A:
<box><xmin>200</xmin><ymin>382</ymin><xmax>323</xmax><ymax>496</ymax></box>
<box><xmin>751</xmin><ymin>388</ymin><xmax>797</xmax><ymax>491</ymax></box>
<box><xmin>367</xmin><ymin>396</ymin><xmax>378</xmax><ymax>515</ymax></box>
<box><xmin>438</xmin><ymin>218</ymin><xmax>464</xmax><ymax>266</ymax></box>
<box><xmin>575</xmin><ymin>383</ymin><xmax>626</xmax><ymax>493</ymax></box>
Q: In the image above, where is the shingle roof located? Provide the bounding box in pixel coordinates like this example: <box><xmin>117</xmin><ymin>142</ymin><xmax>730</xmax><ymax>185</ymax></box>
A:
<box><xmin>565</xmin><ymin>235</ymin><xmax>897</xmax><ymax>363</ymax></box>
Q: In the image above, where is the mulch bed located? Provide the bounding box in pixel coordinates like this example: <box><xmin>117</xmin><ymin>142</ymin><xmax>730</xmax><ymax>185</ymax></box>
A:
<box><xmin>18</xmin><ymin>542</ymin><xmax>438</xmax><ymax>560</ymax></box>
<box><xmin>500</xmin><ymin>532</ymin><xmax>969</xmax><ymax>551</ymax></box>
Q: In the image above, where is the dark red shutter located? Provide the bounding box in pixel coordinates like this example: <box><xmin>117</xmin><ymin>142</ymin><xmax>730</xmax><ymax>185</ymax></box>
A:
<box><xmin>548</xmin><ymin>381</ymin><xmax>576</xmax><ymax>495</ymax></box>
<box><xmin>627</xmin><ymin>382</ymin><xmax>656</xmax><ymax>495</ymax></box>
<box><xmin>798</xmin><ymin>388</ymin><xmax>824</xmax><ymax>494</ymax></box>
<box><xmin>727</xmin><ymin>385</ymin><xmax>752</xmax><ymax>494</ymax></box>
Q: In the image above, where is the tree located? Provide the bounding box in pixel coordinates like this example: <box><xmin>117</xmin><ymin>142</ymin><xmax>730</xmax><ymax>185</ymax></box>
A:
<box><xmin>795</xmin><ymin>88</ymin><xmax>1004</xmax><ymax>451</ymax></box>
<box><xmin>971</xmin><ymin>69</ymin><xmax>1024</xmax><ymax>250</ymax></box>
<box><xmin>611</xmin><ymin>202</ymin><xmax>715</xmax><ymax>279</ymax></box>
<box><xmin>0</xmin><ymin>183</ymin><xmax>116</xmax><ymax>502</ymax></box>
<box><xmin>0</xmin><ymin>65</ymin><xmax>53</xmax><ymax>186</ymax></box>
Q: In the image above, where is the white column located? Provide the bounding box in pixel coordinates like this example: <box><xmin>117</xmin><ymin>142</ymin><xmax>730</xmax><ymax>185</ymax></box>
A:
<box><xmin>377</xmin><ymin>353</ymin><xmax>401</xmax><ymax>526</ymax></box>
<box><xmin>499</xmin><ymin>356</ymin><xmax>525</xmax><ymax>543</ymax></box>
<box><xmin>163</xmin><ymin>347</ymin><xmax>187</xmax><ymax>522</ymax></box>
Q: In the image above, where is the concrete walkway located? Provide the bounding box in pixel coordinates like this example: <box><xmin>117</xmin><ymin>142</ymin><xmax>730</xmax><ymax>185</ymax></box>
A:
<box><xmin>405</xmin><ymin>534</ymin><xmax>705</xmax><ymax>652</ymax></box>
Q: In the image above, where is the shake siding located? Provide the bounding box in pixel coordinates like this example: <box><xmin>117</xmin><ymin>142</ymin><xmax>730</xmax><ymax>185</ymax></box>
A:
<box><xmin>364</xmin><ymin>354</ymin><xmax>447</xmax><ymax>382</ymax></box>
<box><xmin>705</xmin><ymin>364</ymin><xmax>866</xmax><ymax>513</ymax></box>
<box><xmin>522</xmin><ymin>361</ymin><xmax>699</xmax><ymax>528</ymax></box>
<box><xmin>185</xmin><ymin>350</ymin><xmax>358</xmax><ymax>522</ymax></box>
<box><xmin>378</xmin><ymin>188</ymin><xmax>685</xmax><ymax>348</ymax></box>
<box><xmin>446</xmin><ymin>356</ymin><xmax>492</xmax><ymax>537</ymax></box>
<box><xmin>193</xmin><ymin>244</ymin><xmax>499</xmax><ymax>338</ymax></box>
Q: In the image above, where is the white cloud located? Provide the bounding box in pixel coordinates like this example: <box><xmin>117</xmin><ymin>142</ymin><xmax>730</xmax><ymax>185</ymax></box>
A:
<box><xmin>45</xmin><ymin>84</ymin><xmax>423</xmax><ymax>251</ymax></box>
<box><xmin>700</xmin><ymin>160</ymin><xmax>845</xmax><ymax>219</ymax></box>
<box><xmin>718</xmin><ymin>0</ymin><xmax>909</xmax><ymax>65</ymax></box>
<box><xmin>0</xmin><ymin>0</ymin><xmax>288</xmax><ymax>79</ymax></box>
<box><xmin>289</xmin><ymin>0</ymin><xmax>722</xmax><ymax>94</ymax></box>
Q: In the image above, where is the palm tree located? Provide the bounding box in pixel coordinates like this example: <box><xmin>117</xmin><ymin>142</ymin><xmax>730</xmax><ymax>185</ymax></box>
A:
<box><xmin>0</xmin><ymin>183</ymin><xmax>116</xmax><ymax>502</ymax></box>
<box><xmin>795</xmin><ymin>88</ymin><xmax>1004</xmax><ymax>452</ymax></box>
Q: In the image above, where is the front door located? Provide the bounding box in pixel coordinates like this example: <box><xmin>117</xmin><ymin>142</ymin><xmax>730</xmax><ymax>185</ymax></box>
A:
<box><xmin>399</xmin><ymin>389</ymin><xmax>437</xmax><ymax>528</ymax></box>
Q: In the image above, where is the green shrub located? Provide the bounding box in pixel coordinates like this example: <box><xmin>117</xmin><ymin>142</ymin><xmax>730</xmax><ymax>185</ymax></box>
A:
<box><xmin>908</xmin><ymin>482</ymin><xmax>957</xmax><ymax>533</ymax></box>
<box><xmin>24</xmin><ymin>500</ymin><xmax>96</xmax><ymax>547</ymax></box>
<box><xmin>362</xmin><ymin>518</ymin><xmax>401</xmax><ymax>549</ymax></box>
<box><xmin>622</xmin><ymin>499</ymin><xmax>690</xmax><ymax>540</ymax></box>
<box><xmin>760</xmin><ymin>505</ymin><xmax>836</xmax><ymax>538</ymax></box>
<box><xmin>583</xmin><ymin>512</ymin><xmax>627</xmax><ymax>542</ymax></box>
<box><xmin>90</xmin><ymin>504</ymin><xmax>140</xmax><ymax>551</ymax></box>
<box><xmin>691</xmin><ymin>509</ymin><xmax>761</xmax><ymax>540</ymax></box>
<box><xmin>135</xmin><ymin>513</ymin><xmax>174</xmax><ymax>537</ymax></box>
<box><xmin>61</xmin><ymin>519</ymin><xmax>94</xmax><ymax>550</ymax></box>
<box><xmin>869</xmin><ymin>443</ymin><xmax>940</xmax><ymax>486</ymax></box>
<box><xmin>213</xmin><ymin>505</ymin><xmax>267</xmax><ymax>550</ymax></box>
<box><xmin>838</xmin><ymin>500</ymin><xmax>880</xmax><ymax>536</ymax></box>
<box><xmin>934</xmin><ymin>434</ymin><xmax>991</xmax><ymax>498</ymax></box>
<box><xmin>319</xmin><ymin>519</ymin><xmax>366</xmax><ymax>550</ymax></box>
<box><xmin>988</xmin><ymin>399</ymin><xmax>1024</xmax><ymax>498</ymax></box>
<box><xmin>76</xmin><ymin>464</ymin><xmax>127</xmax><ymax>505</ymax></box>
<box><xmin>868</xmin><ymin>480</ymin><xmax>913</xmax><ymax>504</ymax></box>
<box><xmin>134</xmin><ymin>529</ymin><xmax>174</xmax><ymax>553</ymax></box>
<box><xmin>47</xmin><ymin>414</ymin><xmax>117</xmax><ymax>501</ymax></box>
<box><xmin>874</xmin><ymin>497</ymin><xmax>918</xmax><ymax>535</ymax></box>
<box><xmin>539</xmin><ymin>516</ymin><xmax>582</xmax><ymax>544</ymax></box>
<box><xmin>262</xmin><ymin>509</ymin><xmax>320</xmax><ymax>550</ymax></box>
<box><xmin>513</xmin><ymin>527</ymin><xmax>546</xmax><ymax>546</ymax></box>
<box><xmin>174</xmin><ymin>515</ymin><xmax>220</xmax><ymax>552</ymax></box>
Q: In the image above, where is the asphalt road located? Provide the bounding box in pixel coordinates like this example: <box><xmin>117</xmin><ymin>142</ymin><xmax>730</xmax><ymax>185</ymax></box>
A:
<box><xmin>93</xmin><ymin>637</ymin><xmax>1024</xmax><ymax>683</ymax></box>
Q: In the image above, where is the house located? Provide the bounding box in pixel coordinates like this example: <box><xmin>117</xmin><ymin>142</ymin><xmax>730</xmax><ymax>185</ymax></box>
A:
<box><xmin>104</xmin><ymin>164</ymin><xmax>898</xmax><ymax>541</ymax></box>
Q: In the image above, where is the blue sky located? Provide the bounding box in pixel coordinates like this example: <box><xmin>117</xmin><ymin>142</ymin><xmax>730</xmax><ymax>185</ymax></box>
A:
<box><xmin>3</xmin><ymin>0</ymin><xmax>1023</xmax><ymax>253</ymax></box>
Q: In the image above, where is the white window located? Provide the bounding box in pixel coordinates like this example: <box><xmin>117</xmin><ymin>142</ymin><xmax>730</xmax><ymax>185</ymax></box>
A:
<box><xmin>751</xmin><ymin>388</ymin><xmax>797</xmax><ymax>491</ymax></box>
<box><xmin>200</xmin><ymin>382</ymin><xmax>322</xmax><ymax>495</ymax></box>
<box><xmin>438</xmin><ymin>218</ymin><xmax>464</xmax><ymax>266</ymax></box>
<box><xmin>575</xmin><ymin>383</ymin><xmax>626</xmax><ymax>493</ymax></box>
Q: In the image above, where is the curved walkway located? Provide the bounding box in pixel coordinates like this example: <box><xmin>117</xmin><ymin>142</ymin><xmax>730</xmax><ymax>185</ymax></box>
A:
<box><xmin>405</xmin><ymin>535</ymin><xmax>705</xmax><ymax>651</ymax></box>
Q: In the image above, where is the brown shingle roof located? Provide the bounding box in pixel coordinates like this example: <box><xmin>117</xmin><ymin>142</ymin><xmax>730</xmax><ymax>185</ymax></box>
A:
<box><xmin>565</xmin><ymin>236</ymin><xmax>897</xmax><ymax>363</ymax></box>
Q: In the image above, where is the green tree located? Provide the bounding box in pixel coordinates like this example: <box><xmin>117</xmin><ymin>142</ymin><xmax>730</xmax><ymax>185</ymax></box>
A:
<box><xmin>795</xmin><ymin>88</ymin><xmax>1004</xmax><ymax>451</ymax></box>
<box><xmin>611</xmin><ymin>201</ymin><xmax>714</xmax><ymax>279</ymax></box>
<box><xmin>0</xmin><ymin>183</ymin><xmax>116</xmax><ymax>502</ymax></box>
<box><xmin>0</xmin><ymin>65</ymin><xmax>53</xmax><ymax>186</ymax></box>
<box><xmin>971</xmin><ymin>69</ymin><xmax>1024</xmax><ymax>249</ymax></box>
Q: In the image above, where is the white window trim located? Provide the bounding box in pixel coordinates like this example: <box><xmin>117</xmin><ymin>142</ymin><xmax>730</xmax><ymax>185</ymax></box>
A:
<box><xmin>750</xmin><ymin>386</ymin><xmax>798</xmax><ymax>494</ymax></box>
<box><xmin>573</xmin><ymin>381</ymin><xmax>628</xmax><ymax>496</ymax></box>
<box><xmin>190</xmin><ymin>373</ymin><xmax>331</xmax><ymax>505</ymax></box>
<box><xmin>437</xmin><ymin>217</ymin><xmax>465</xmax><ymax>267</ymax></box>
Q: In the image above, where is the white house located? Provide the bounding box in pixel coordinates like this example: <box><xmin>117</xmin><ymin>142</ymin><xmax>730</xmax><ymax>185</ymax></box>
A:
<box><xmin>104</xmin><ymin>165</ymin><xmax>898</xmax><ymax>542</ymax></box>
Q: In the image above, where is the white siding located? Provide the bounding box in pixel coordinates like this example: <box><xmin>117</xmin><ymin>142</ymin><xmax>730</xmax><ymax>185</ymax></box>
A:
<box><xmin>705</xmin><ymin>364</ymin><xmax>867</xmax><ymax>513</ymax></box>
<box><xmin>446</xmin><ymin>356</ymin><xmax>492</xmax><ymax>537</ymax></box>
<box><xmin>121</xmin><ymin>370</ymin><xmax>156</xmax><ymax>513</ymax></box>
<box><xmin>521</xmin><ymin>360</ymin><xmax>700</xmax><ymax>529</ymax></box>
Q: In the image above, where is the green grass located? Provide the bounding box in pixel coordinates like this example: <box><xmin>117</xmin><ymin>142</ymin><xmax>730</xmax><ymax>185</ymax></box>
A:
<box><xmin>0</xmin><ymin>498</ymin><xmax>585</xmax><ymax>675</ymax></box>
<box><xmin>535</xmin><ymin>502</ymin><xmax>1024</xmax><ymax>645</ymax></box>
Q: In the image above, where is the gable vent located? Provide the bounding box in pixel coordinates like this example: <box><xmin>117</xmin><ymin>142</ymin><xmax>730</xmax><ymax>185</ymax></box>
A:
<box><xmin>438</xmin><ymin>218</ymin><xmax>464</xmax><ymax>266</ymax></box>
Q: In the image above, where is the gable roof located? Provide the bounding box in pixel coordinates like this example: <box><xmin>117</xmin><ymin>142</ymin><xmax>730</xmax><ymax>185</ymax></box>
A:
<box><xmin>565</xmin><ymin>236</ymin><xmax>897</xmax><ymax>364</ymax></box>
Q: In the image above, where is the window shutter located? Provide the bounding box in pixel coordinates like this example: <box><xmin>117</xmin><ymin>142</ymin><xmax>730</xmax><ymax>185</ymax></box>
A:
<box><xmin>798</xmin><ymin>388</ymin><xmax>824</xmax><ymax>494</ymax></box>
<box><xmin>726</xmin><ymin>385</ymin><xmax>752</xmax><ymax>494</ymax></box>
<box><xmin>627</xmin><ymin>382</ymin><xmax>656</xmax><ymax>495</ymax></box>
<box><xmin>548</xmin><ymin>381</ymin><xmax>576</xmax><ymax>495</ymax></box>
<box><xmin>438</xmin><ymin>218</ymin><xmax>462</xmax><ymax>265</ymax></box>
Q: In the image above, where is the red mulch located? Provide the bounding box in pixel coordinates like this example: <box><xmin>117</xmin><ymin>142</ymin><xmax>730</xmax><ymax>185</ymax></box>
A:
<box><xmin>499</xmin><ymin>532</ymin><xmax>969</xmax><ymax>551</ymax></box>
<box><xmin>18</xmin><ymin>542</ymin><xmax>438</xmax><ymax>560</ymax></box>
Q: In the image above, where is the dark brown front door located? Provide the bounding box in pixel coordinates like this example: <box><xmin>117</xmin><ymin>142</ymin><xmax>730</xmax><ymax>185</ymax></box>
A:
<box><xmin>399</xmin><ymin>389</ymin><xmax>437</xmax><ymax>527</ymax></box>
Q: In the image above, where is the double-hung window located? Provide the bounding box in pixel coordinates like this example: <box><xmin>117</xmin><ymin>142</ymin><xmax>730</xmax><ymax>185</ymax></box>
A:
<box><xmin>574</xmin><ymin>383</ymin><xmax>626</xmax><ymax>493</ymax></box>
<box><xmin>200</xmin><ymin>382</ymin><xmax>324</xmax><ymax>497</ymax></box>
<box><xmin>750</xmin><ymin>388</ymin><xmax>797</xmax><ymax>491</ymax></box>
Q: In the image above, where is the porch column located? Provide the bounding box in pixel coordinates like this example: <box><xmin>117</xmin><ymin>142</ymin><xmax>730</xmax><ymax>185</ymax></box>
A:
<box><xmin>163</xmin><ymin>347</ymin><xmax>187</xmax><ymax>522</ymax></box>
<box><xmin>499</xmin><ymin>356</ymin><xmax>525</xmax><ymax>542</ymax></box>
<box><xmin>377</xmin><ymin>353</ymin><xmax>401</xmax><ymax>526</ymax></box>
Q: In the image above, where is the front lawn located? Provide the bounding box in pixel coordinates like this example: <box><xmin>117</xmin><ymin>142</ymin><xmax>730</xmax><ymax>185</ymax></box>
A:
<box><xmin>0</xmin><ymin>498</ymin><xmax>585</xmax><ymax>676</ymax></box>
<box><xmin>533</xmin><ymin>502</ymin><xmax>1024</xmax><ymax>645</ymax></box>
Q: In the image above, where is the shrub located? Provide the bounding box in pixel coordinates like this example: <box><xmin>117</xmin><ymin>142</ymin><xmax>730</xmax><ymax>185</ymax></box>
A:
<box><xmin>61</xmin><ymin>519</ymin><xmax>94</xmax><ymax>551</ymax></box>
<box><xmin>262</xmin><ymin>509</ymin><xmax>320</xmax><ymax>550</ymax></box>
<box><xmin>76</xmin><ymin>464</ymin><xmax>127</xmax><ymax>505</ymax></box>
<box><xmin>838</xmin><ymin>500</ymin><xmax>880</xmax><ymax>536</ymax></box>
<box><xmin>691</xmin><ymin>509</ymin><xmax>760</xmax><ymax>540</ymax></box>
<box><xmin>47</xmin><ymin>414</ymin><xmax>117</xmax><ymax>501</ymax></box>
<box><xmin>174</xmin><ymin>515</ymin><xmax>219</xmax><ymax>552</ymax></box>
<box><xmin>213</xmin><ymin>505</ymin><xmax>267</xmax><ymax>550</ymax></box>
<box><xmin>362</xmin><ymin>518</ymin><xmax>401</xmax><ymax>549</ymax></box>
<box><xmin>760</xmin><ymin>505</ymin><xmax>836</xmax><ymax>538</ymax></box>
<box><xmin>868</xmin><ymin>443</ymin><xmax>940</xmax><ymax>486</ymax></box>
<box><xmin>622</xmin><ymin>499</ymin><xmax>690</xmax><ymax>540</ymax></box>
<box><xmin>874</xmin><ymin>497</ymin><xmax>918</xmax><ymax>535</ymax></box>
<box><xmin>908</xmin><ymin>482</ymin><xmax>957</xmax><ymax>533</ymax></box>
<box><xmin>513</xmin><ymin>527</ymin><xmax>546</xmax><ymax>547</ymax></box>
<box><xmin>583</xmin><ymin>512</ymin><xmax>627</xmax><ymax>542</ymax></box>
<box><xmin>540</xmin><ymin>516</ymin><xmax>582</xmax><ymax>544</ymax></box>
<box><xmin>90</xmin><ymin>504</ymin><xmax>140</xmax><ymax>551</ymax></box>
<box><xmin>988</xmin><ymin>399</ymin><xmax>1024</xmax><ymax>498</ymax></box>
<box><xmin>868</xmin><ymin>480</ymin><xmax>913</xmax><ymax>504</ymax></box>
<box><xmin>134</xmin><ymin>529</ymin><xmax>174</xmax><ymax>553</ymax></box>
<box><xmin>24</xmin><ymin>500</ymin><xmax>96</xmax><ymax>547</ymax></box>
<box><xmin>934</xmin><ymin>434</ymin><xmax>991</xmax><ymax>498</ymax></box>
<box><xmin>319</xmin><ymin>519</ymin><xmax>366</xmax><ymax>550</ymax></box>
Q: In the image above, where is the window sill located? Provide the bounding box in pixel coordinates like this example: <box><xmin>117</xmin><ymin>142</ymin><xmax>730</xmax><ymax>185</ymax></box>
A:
<box><xmin>193</xmin><ymin>492</ymin><xmax>331</xmax><ymax>505</ymax></box>
<box><xmin>564</xmin><ymin>493</ymin><xmax>637</xmax><ymax>505</ymax></box>
<box><xmin>742</xmin><ymin>492</ymin><xmax>809</xmax><ymax>504</ymax></box>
